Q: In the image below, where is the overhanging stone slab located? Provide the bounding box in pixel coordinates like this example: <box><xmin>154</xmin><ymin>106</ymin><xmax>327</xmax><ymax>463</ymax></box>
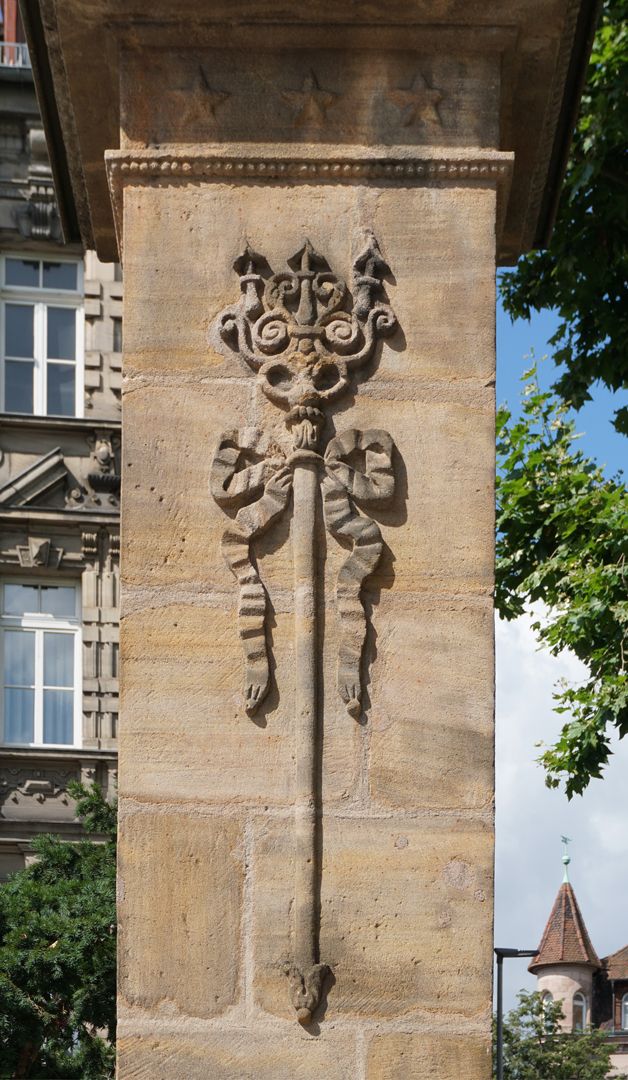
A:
<box><xmin>22</xmin><ymin>0</ymin><xmax>599</xmax><ymax>262</ymax></box>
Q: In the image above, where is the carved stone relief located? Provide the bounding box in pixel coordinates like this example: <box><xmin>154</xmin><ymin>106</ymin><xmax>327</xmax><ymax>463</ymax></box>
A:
<box><xmin>387</xmin><ymin>71</ymin><xmax>443</xmax><ymax>128</ymax></box>
<box><xmin>167</xmin><ymin>65</ymin><xmax>230</xmax><ymax>128</ymax></box>
<box><xmin>67</xmin><ymin>431</ymin><xmax>121</xmax><ymax>509</ymax></box>
<box><xmin>86</xmin><ymin>432</ymin><xmax>121</xmax><ymax>499</ymax></box>
<box><xmin>211</xmin><ymin>235</ymin><xmax>398</xmax><ymax>1022</ymax></box>
<box><xmin>281</xmin><ymin>70</ymin><xmax>339</xmax><ymax>128</ymax></box>
<box><xmin>0</xmin><ymin>766</ymin><xmax>75</xmax><ymax>811</ymax></box>
<box><xmin>16</xmin><ymin>537</ymin><xmax>64</xmax><ymax>569</ymax></box>
<box><xmin>118</xmin><ymin>47</ymin><xmax>476</xmax><ymax>153</ymax></box>
<box><xmin>211</xmin><ymin>236</ymin><xmax>396</xmax><ymax>718</ymax></box>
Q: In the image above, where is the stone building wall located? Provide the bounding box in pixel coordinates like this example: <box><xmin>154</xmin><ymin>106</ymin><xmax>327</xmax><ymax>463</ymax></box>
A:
<box><xmin>0</xmin><ymin>37</ymin><xmax>119</xmax><ymax>876</ymax></box>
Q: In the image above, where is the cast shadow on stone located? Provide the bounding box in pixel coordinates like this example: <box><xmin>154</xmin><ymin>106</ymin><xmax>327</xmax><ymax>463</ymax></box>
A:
<box><xmin>248</xmin><ymin>507</ymin><xmax>293</xmax><ymax>727</ymax></box>
<box><xmin>249</xmin><ymin>603</ymin><xmax>277</xmax><ymax>730</ymax></box>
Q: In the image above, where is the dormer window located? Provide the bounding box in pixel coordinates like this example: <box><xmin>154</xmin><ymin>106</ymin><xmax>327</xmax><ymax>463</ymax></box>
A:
<box><xmin>1</xmin><ymin>255</ymin><xmax>83</xmax><ymax>417</ymax></box>
<box><xmin>572</xmin><ymin>991</ymin><xmax>586</xmax><ymax>1032</ymax></box>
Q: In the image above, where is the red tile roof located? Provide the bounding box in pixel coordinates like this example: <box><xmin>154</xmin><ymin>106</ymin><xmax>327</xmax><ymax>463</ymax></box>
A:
<box><xmin>529</xmin><ymin>882</ymin><xmax>600</xmax><ymax>973</ymax></box>
<box><xmin>603</xmin><ymin>945</ymin><xmax>628</xmax><ymax>980</ymax></box>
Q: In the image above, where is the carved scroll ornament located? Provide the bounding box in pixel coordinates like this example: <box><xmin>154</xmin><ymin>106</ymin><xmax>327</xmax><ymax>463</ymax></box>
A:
<box><xmin>211</xmin><ymin>236</ymin><xmax>396</xmax><ymax>718</ymax></box>
<box><xmin>211</xmin><ymin>236</ymin><xmax>397</xmax><ymax>1023</ymax></box>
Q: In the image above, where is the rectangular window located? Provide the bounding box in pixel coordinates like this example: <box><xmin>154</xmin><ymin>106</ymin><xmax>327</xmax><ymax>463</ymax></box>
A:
<box><xmin>1</xmin><ymin>255</ymin><xmax>83</xmax><ymax>417</ymax></box>
<box><xmin>1</xmin><ymin>581</ymin><xmax>81</xmax><ymax>747</ymax></box>
<box><xmin>112</xmin><ymin>316</ymin><xmax>122</xmax><ymax>353</ymax></box>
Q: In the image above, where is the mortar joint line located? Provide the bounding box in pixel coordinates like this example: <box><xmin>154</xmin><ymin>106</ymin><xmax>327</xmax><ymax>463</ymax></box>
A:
<box><xmin>356</xmin><ymin>1026</ymin><xmax>369</xmax><ymax>1080</ymax></box>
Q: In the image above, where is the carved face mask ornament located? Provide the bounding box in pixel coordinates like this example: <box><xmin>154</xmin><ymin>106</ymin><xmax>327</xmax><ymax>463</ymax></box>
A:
<box><xmin>210</xmin><ymin>234</ymin><xmax>398</xmax><ymax>1025</ymax></box>
<box><xmin>216</xmin><ymin>235</ymin><xmax>396</xmax><ymax>416</ymax></box>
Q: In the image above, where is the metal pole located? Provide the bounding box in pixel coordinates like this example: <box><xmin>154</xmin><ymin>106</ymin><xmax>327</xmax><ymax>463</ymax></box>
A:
<box><xmin>495</xmin><ymin>948</ymin><xmax>538</xmax><ymax>1078</ymax></box>
<box><xmin>496</xmin><ymin>952</ymin><xmax>504</xmax><ymax>1080</ymax></box>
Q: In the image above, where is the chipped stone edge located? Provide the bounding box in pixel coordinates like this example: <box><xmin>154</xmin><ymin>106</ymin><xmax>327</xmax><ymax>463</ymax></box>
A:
<box><xmin>104</xmin><ymin>147</ymin><xmax>514</xmax><ymax>260</ymax></box>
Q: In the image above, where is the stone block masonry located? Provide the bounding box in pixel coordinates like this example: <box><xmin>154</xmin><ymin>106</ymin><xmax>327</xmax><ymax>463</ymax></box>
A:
<box><xmin>115</xmin><ymin>175</ymin><xmax>497</xmax><ymax>1076</ymax></box>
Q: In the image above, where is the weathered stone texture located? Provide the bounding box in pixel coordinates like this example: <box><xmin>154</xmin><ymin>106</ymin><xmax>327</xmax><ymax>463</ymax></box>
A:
<box><xmin>368</xmin><ymin>596</ymin><xmax>494</xmax><ymax>810</ymax></box>
<box><xmin>118</xmin><ymin>811</ymin><xmax>243</xmax><ymax>1017</ymax></box>
<box><xmin>121</xmin><ymin>601</ymin><xmax>361</xmax><ymax>806</ymax></box>
<box><xmin>252</xmin><ymin>816</ymin><xmax>493</xmax><ymax>1020</ymax></box>
<box><xmin>118</xmin><ymin>174</ymin><xmax>496</xmax><ymax>1072</ymax></box>
<box><xmin>120</xmin><ymin>48</ymin><xmax>499</xmax><ymax>149</ymax></box>
<box><xmin>366</xmin><ymin>1032</ymin><xmax>491</xmax><ymax>1079</ymax></box>
<box><xmin>117</xmin><ymin>1027</ymin><xmax>356</xmax><ymax>1080</ymax></box>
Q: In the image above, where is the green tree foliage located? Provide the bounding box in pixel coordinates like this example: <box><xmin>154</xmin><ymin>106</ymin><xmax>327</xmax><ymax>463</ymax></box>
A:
<box><xmin>497</xmin><ymin>2</ymin><xmax>628</xmax><ymax>792</ymax></box>
<box><xmin>0</xmin><ymin>783</ymin><xmax>116</xmax><ymax>1079</ymax></box>
<box><xmin>495</xmin><ymin>991</ymin><xmax>624</xmax><ymax>1079</ymax></box>
<box><xmin>496</xmin><ymin>371</ymin><xmax>628</xmax><ymax>796</ymax></box>
<box><xmin>499</xmin><ymin>0</ymin><xmax>628</xmax><ymax>432</ymax></box>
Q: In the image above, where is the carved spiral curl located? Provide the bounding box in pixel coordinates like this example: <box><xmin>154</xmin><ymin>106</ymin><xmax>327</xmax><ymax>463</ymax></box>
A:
<box><xmin>322</xmin><ymin>313</ymin><xmax>362</xmax><ymax>355</ymax></box>
<box><xmin>252</xmin><ymin>311</ymin><xmax>291</xmax><ymax>355</ymax></box>
<box><xmin>312</xmin><ymin>273</ymin><xmax>346</xmax><ymax>315</ymax></box>
<box><xmin>264</xmin><ymin>274</ymin><xmax>300</xmax><ymax>311</ymax></box>
<box><xmin>372</xmin><ymin>307</ymin><xmax>396</xmax><ymax>335</ymax></box>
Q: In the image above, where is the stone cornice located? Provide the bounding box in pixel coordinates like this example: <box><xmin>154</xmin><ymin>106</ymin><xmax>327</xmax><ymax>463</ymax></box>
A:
<box><xmin>0</xmin><ymin>507</ymin><xmax>119</xmax><ymax>526</ymax></box>
<box><xmin>105</xmin><ymin>146</ymin><xmax>514</xmax><ymax>258</ymax></box>
<box><xmin>0</xmin><ymin>414</ymin><xmax>121</xmax><ymax>433</ymax></box>
<box><xmin>0</xmin><ymin>747</ymin><xmax>117</xmax><ymax>762</ymax></box>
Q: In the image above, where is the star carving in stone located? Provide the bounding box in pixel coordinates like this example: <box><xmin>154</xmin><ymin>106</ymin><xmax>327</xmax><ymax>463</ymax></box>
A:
<box><xmin>387</xmin><ymin>71</ymin><xmax>442</xmax><ymax>128</ymax></box>
<box><xmin>196</xmin><ymin>66</ymin><xmax>230</xmax><ymax>118</ymax></box>
<box><xmin>169</xmin><ymin>66</ymin><xmax>230</xmax><ymax>128</ymax></box>
<box><xmin>282</xmin><ymin>70</ymin><xmax>338</xmax><ymax>128</ymax></box>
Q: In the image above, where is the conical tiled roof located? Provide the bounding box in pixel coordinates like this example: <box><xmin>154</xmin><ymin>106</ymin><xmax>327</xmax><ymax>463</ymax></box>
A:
<box><xmin>529</xmin><ymin>882</ymin><xmax>600</xmax><ymax>973</ymax></box>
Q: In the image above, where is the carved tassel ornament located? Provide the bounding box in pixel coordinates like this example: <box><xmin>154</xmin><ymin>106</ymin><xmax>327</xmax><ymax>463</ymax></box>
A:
<box><xmin>210</xmin><ymin>235</ymin><xmax>397</xmax><ymax>1022</ymax></box>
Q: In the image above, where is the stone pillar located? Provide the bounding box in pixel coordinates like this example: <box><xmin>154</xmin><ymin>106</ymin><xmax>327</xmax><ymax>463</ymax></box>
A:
<box><xmin>24</xmin><ymin>2</ymin><xmax>596</xmax><ymax>1077</ymax></box>
<box><xmin>113</xmin><ymin>72</ymin><xmax>500</xmax><ymax>1077</ymax></box>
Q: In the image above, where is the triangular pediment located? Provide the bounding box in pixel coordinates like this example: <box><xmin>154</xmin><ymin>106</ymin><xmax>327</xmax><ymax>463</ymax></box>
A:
<box><xmin>0</xmin><ymin>448</ymin><xmax>68</xmax><ymax>508</ymax></box>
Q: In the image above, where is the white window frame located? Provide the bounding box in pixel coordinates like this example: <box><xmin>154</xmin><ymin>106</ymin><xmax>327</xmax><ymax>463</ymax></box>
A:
<box><xmin>572</xmin><ymin>991</ymin><xmax>587</xmax><ymax>1032</ymax></box>
<box><xmin>0</xmin><ymin>253</ymin><xmax>84</xmax><ymax>418</ymax></box>
<box><xmin>622</xmin><ymin>993</ymin><xmax>628</xmax><ymax>1031</ymax></box>
<box><xmin>0</xmin><ymin>579</ymin><xmax>82</xmax><ymax>748</ymax></box>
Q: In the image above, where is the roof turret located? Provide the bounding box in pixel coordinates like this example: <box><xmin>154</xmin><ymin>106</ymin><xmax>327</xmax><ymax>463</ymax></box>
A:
<box><xmin>529</xmin><ymin>880</ymin><xmax>600</xmax><ymax>974</ymax></box>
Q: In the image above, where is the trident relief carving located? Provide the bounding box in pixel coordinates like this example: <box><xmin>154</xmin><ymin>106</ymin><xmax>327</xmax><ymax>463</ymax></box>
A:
<box><xmin>211</xmin><ymin>235</ymin><xmax>397</xmax><ymax>1022</ymax></box>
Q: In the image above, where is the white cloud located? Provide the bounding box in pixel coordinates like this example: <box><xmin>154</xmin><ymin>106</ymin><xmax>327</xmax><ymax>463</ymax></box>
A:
<box><xmin>495</xmin><ymin>610</ymin><xmax>628</xmax><ymax>1012</ymax></box>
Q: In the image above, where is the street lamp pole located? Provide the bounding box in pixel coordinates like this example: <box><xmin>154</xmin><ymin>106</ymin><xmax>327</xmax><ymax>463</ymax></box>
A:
<box><xmin>495</xmin><ymin>947</ymin><xmax>538</xmax><ymax>1080</ymax></box>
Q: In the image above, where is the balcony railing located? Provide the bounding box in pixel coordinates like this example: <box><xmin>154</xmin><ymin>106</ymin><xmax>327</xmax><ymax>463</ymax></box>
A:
<box><xmin>0</xmin><ymin>42</ymin><xmax>31</xmax><ymax>68</ymax></box>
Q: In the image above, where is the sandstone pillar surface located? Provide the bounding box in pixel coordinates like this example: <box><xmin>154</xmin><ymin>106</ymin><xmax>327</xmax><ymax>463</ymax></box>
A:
<box><xmin>24</xmin><ymin>2</ymin><xmax>598</xmax><ymax>1077</ymax></box>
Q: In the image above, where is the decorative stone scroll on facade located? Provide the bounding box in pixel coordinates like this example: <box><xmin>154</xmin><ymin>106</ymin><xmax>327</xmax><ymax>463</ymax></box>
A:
<box><xmin>211</xmin><ymin>234</ymin><xmax>397</xmax><ymax>1021</ymax></box>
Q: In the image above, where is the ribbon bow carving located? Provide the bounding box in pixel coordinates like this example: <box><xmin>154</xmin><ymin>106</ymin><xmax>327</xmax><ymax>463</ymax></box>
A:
<box><xmin>210</xmin><ymin>236</ymin><xmax>398</xmax><ymax>1022</ymax></box>
<box><xmin>211</xmin><ymin>425</ymin><xmax>395</xmax><ymax>717</ymax></box>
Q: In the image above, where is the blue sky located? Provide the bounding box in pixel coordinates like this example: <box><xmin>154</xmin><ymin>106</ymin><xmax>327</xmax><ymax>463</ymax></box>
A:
<box><xmin>496</xmin><ymin>295</ymin><xmax>626</xmax><ymax>478</ymax></box>
<box><xmin>494</xmin><ymin>292</ymin><xmax>627</xmax><ymax>1013</ymax></box>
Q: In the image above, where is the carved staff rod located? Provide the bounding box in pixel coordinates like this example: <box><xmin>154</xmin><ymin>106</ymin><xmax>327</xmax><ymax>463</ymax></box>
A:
<box><xmin>211</xmin><ymin>237</ymin><xmax>397</xmax><ymax>1022</ymax></box>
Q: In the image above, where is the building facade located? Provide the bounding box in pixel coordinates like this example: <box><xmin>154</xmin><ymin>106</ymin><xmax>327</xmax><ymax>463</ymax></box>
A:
<box><xmin>0</xmin><ymin>1</ymin><xmax>119</xmax><ymax>878</ymax></box>
<box><xmin>530</xmin><ymin>864</ymin><xmax>628</xmax><ymax>1076</ymax></box>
